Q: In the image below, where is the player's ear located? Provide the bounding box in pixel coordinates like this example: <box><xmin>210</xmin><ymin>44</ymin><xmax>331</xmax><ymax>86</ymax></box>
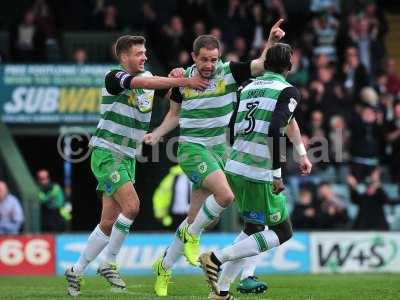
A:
<box><xmin>191</xmin><ymin>51</ymin><xmax>196</xmax><ymax>62</ymax></box>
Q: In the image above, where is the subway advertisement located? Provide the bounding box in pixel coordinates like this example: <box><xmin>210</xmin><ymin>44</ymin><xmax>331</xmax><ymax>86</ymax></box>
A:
<box><xmin>0</xmin><ymin>232</ymin><xmax>399</xmax><ymax>275</ymax></box>
<box><xmin>0</xmin><ymin>64</ymin><xmax>113</xmax><ymax>124</ymax></box>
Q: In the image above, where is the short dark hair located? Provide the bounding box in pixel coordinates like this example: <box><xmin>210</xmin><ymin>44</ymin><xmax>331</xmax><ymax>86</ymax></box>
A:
<box><xmin>264</xmin><ymin>43</ymin><xmax>293</xmax><ymax>74</ymax></box>
<box><xmin>193</xmin><ymin>35</ymin><xmax>220</xmax><ymax>55</ymax></box>
<box><xmin>115</xmin><ymin>35</ymin><xmax>146</xmax><ymax>58</ymax></box>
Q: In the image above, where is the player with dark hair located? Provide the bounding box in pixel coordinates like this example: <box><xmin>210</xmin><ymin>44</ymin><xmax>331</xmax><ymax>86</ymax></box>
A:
<box><xmin>64</xmin><ymin>35</ymin><xmax>208</xmax><ymax>297</ymax></box>
<box><xmin>199</xmin><ymin>43</ymin><xmax>312</xmax><ymax>300</ymax></box>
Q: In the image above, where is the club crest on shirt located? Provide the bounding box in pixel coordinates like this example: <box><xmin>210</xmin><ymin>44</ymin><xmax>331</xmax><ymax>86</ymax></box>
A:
<box><xmin>197</xmin><ymin>162</ymin><xmax>208</xmax><ymax>174</ymax></box>
<box><xmin>109</xmin><ymin>171</ymin><xmax>121</xmax><ymax>183</ymax></box>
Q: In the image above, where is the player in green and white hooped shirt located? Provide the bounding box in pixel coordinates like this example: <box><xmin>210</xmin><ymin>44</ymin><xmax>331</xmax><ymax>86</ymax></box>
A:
<box><xmin>144</xmin><ymin>20</ymin><xmax>286</xmax><ymax>297</ymax></box>
<box><xmin>198</xmin><ymin>43</ymin><xmax>312</xmax><ymax>299</ymax></box>
<box><xmin>64</xmin><ymin>35</ymin><xmax>208</xmax><ymax>297</ymax></box>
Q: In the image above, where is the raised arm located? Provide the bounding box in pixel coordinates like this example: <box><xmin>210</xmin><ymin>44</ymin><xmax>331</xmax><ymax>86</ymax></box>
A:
<box><xmin>250</xmin><ymin>19</ymin><xmax>286</xmax><ymax>77</ymax></box>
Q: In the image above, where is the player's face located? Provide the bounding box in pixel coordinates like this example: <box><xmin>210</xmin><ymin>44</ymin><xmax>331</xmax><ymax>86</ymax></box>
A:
<box><xmin>125</xmin><ymin>44</ymin><xmax>147</xmax><ymax>73</ymax></box>
<box><xmin>192</xmin><ymin>48</ymin><xmax>220</xmax><ymax>79</ymax></box>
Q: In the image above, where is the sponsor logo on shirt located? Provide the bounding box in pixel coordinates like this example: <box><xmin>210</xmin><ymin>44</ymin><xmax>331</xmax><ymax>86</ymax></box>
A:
<box><xmin>270</xmin><ymin>212</ymin><xmax>281</xmax><ymax>223</ymax></box>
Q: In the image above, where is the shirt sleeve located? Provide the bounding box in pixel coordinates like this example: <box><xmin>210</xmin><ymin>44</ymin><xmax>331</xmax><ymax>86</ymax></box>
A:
<box><xmin>155</xmin><ymin>89</ymin><xmax>170</xmax><ymax>98</ymax></box>
<box><xmin>229</xmin><ymin>61</ymin><xmax>252</xmax><ymax>86</ymax></box>
<box><xmin>170</xmin><ymin>87</ymin><xmax>183</xmax><ymax>103</ymax></box>
<box><xmin>268</xmin><ymin>86</ymin><xmax>301</xmax><ymax>173</ymax></box>
<box><xmin>105</xmin><ymin>70</ymin><xmax>132</xmax><ymax>95</ymax></box>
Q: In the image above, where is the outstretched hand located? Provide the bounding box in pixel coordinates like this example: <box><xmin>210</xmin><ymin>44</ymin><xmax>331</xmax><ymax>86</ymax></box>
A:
<box><xmin>268</xmin><ymin>19</ymin><xmax>285</xmax><ymax>43</ymax></box>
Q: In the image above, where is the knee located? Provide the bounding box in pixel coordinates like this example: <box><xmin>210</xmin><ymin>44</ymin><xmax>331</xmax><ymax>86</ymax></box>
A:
<box><xmin>271</xmin><ymin>220</ymin><xmax>293</xmax><ymax>244</ymax></box>
<box><xmin>278</xmin><ymin>227</ymin><xmax>293</xmax><ymax>244</ymax></box>
<box><xmin>215</xmin><ymin>190</ymin><xmax>234</xmax><ymax>207</ymax></box>
<box><xmin>122</xmin><ymin>202</ymin><xmax>140</xmax><ymax>219</ymax></box>
<box><xmin>243</xmin><ymin>222</ymin><xmax>265</xmax><ymax>235</ymax></box>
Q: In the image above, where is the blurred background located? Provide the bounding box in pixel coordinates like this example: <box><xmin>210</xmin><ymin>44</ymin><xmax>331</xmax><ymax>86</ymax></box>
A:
<box><xmin>1</xmin><ymin>0</ymin><xmax>400</xmax><ymax>276</ymax></box>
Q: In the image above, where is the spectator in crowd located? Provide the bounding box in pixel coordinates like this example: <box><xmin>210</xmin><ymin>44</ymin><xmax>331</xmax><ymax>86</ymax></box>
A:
<box><xmin>36</xmin><ymin>169</ymin><xmax>67</xmax><ymax>232</ymax></box>
<box><xmin>313</xmin><ymin>65</ymin><xmax>349</xmax><ymax>119</ymax></box>
<box><xmin>316</xmin><ymin>181</ymin><xmax>348</xmax><ymax>229</ymax></box>
<box><xmin>152</xmin><ymin>165</ymin><xmax>191</xmax><ymax>229</ymax></box>
<box><xmin>224</xmin><ymin>52</ymin><xmax>239</xmax><ymax>63</ymax></box>
<box><xmin>265</xmin><ymin>0</ymin><xmax>287</xmax><ymax>26</ymax></box>
<box><xmin>9</xmin><ymin>9</ymin><xmax>46</xmax><ymax>62</ymax></box>
<box><xmin>177</xmin><ymin>50</ymin><xmax>191</xmax><ymax>68</ymax></box>
<box><xmin>32</xmin><ymin>0</ymin><xmax>58</xmax><ymax>44</ymax></box>
<box><xmin>306</xmin><ymin>110</ymin><xmax>326</xmax><ymax>138</ymax></box>
<box><xmin>356</xmin><ymin>17</ymin><xmax>384</xmax><ymax>74</ymax></box>
<box><xmin>192</xmin><ymin>20</ymin><xmax>207</xmax><ymax>39</ymax></box>
<box><xmin>0</xmin><ymin>181</ymin><xmax>24</xmax><ymax>234</ymax></box>
<box><xmin>349</xmin><ymin>103</ymin><xmax>382</xmax><ymax>180</ymax></box>
<box><xmin>328</xmin><ymin>115</ymin><xmax>351</xmax><ymax>182</ymax></box>
<box><xmin>310</xmin><ymin>0</ymin><xmax>340</xmax><ymax>13</ymax></box>
<box><xmin>231</xmin><ymin>36</ymin><xmax>249</xmax><ymax>61</ymax></box>
<box><xmin>339</xmin><ymin>46</ymin><xmax>369</xmax><ymax>101</ymax></box>
<box><xmin>287</xmin><ymin>48</ymin><xmax>310</xmax><ymax>87</ymax></box>
<box><xmin>160</xmin><ymin>15</ymin><xmax>191</xmax><ymax>68</ymax></box>
<box><xmin>221</xmin><ymin>0</ymin><xmax>244</xmax><ymax>45</ymax></box>
<box><xmin>247</xmin><ymin>2</ymin><xmax>268</xmax><ymax>51</ymax></box>
<box><xmin>96</xmin><ymin>4</ymin><xmax>123</xmax><ymax>31</ymax></box>
<box><xmin>384</xmin><ymin>101</ymin><xmax>400</xmax><ymax>182</ymax></box>
<box><xmin>347</xmin><ymin>168</ymin><xmax>400</xmax><ymax>230</ymax></box>
<box><xmin>210</xmin><ymin>27</ymin><xmax>225</xmax><ymax>54</ymax></box>
<box><xmin>385</xmin><ymin>58</ymin><xmax>400</xmax><ymax>96</ymax></box>
<box><xmin>311</xmin><ymin>11</ymin><xmax>339</xmax><ymax>61</ymax></box>
<box><xmin>177</xmin><ymin>0</ymin><xmax>213</xmax><ymax>28</ymax></box>
<box><xmin>291</xmin><ymin>187</ymin><xmax>319</xmax><ymax>229</ymax></box>
<box><xmin>73</xmin><ymin>48</ymin><xmax>87</xmax><ymax>65</ymax></box>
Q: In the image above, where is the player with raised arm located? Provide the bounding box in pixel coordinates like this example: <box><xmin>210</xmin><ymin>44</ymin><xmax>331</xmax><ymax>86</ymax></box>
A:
<box><xmin>198</xmin><ymin>43</ymin><xmax>312</xmax><ymax>300</ymax></box>
<box><xmin>144</xmin><ymin>21</ymin><xmax>286</xmax><ymax>297</ymax></box>
<box><xmin>64</xmin><ymin>35</ymin><xmax>208</xmax><ymax>297</ymax></box>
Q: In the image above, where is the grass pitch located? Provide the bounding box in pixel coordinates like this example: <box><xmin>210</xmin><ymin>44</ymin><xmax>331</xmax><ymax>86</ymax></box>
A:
<box><xmin>0</xmin><ymin>274</ymin><xmax>399</xmax><ymax>300</ymax></box>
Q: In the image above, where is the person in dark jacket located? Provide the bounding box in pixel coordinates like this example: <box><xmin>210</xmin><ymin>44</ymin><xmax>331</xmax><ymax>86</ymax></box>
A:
<box><xmin>349</xmin><ymin>103</ymin><xmax>383</xmax><ymax>181</ymax></box>
<box><xmin>291</xmin><ymin>187</ymin><xmax>319</xmax><ymax>229</ymax></box>
<box><xmin>347</xmin><ymin>168</ymin><xmax>400</xmax><ymax>230</ymax></box>
<box><xmin>315</xmin><ymin>182</ymin><xmax>349</xmax><ymax>229</ymax></box>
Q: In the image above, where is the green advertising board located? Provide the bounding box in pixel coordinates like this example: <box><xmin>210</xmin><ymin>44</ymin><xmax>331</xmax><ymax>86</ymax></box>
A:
<box><xmin>0</xmin><ymin>64</ymin><xmax>114</xmax><ymax>124</ymax></box>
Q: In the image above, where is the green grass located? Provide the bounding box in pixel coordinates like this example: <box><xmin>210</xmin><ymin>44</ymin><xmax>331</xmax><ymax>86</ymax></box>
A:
<box><xmin>1</xmin><ymin>274</ymin><xmax>400</xmax><ymax>300</ymax></box>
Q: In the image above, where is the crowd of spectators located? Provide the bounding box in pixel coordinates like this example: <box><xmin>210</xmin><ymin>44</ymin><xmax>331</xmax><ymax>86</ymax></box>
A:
<box><xmin>2</xmin><ymin>0</ymin><xmax>400</xmax><ymax>231</ymax></box>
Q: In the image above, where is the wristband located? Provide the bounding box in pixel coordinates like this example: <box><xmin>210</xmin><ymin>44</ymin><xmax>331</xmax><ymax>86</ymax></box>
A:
<box><xmin>295</xmin><ymin>143</ymin><xmax>307</xmax><ymax>156</ymax></box>
<box><xmin>272</xmin><ymin>168</ymin><xmax>281</xmax><ymax>178</ymax></box>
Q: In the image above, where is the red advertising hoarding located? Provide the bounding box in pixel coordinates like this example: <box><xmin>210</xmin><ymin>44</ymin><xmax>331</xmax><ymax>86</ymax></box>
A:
<box><xmin>0</xmin><ymin>235</ymin><xmax>55</xmax><ymax>275</ymax></box>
